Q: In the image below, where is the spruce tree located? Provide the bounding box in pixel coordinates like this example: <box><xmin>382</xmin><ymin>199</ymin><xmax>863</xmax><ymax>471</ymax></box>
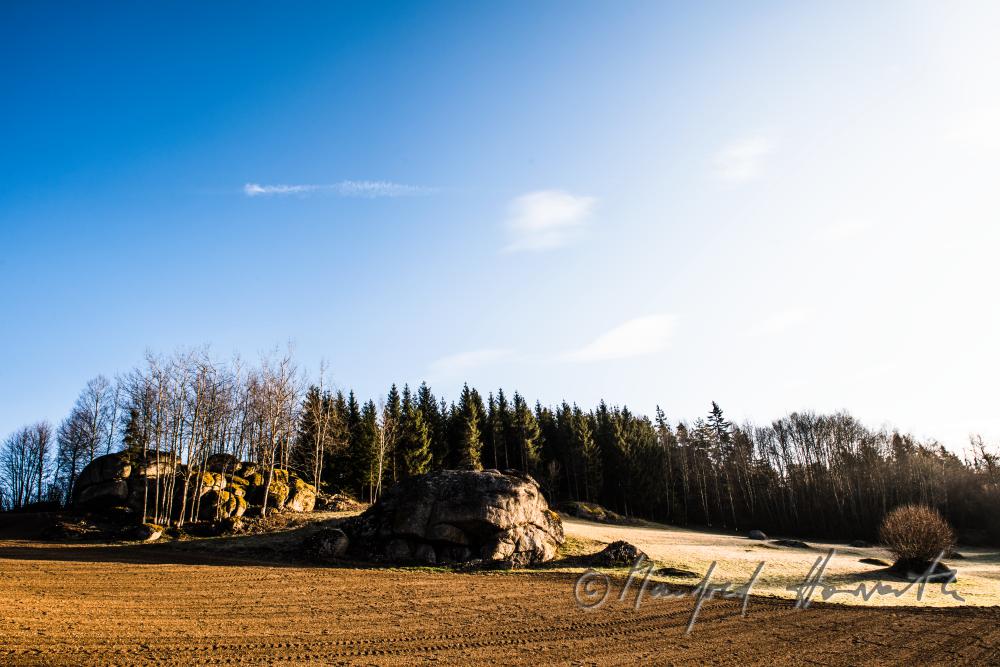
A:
<box><xmin>385</xmin><ymin>384</ymin><xmax>402</xmax><ymax>481</ymax></box>
<box><xmin>510</xmin><ymin>392</ymin><xmax>540</xmax><ymax>473</ymax></box>
<box><xmin>416</xmin><ymin>382</ymin><xmax>443</xmax><ymax>468</ymax></box>
<box><xmin>494</xmin><ymin>388</ymin><xmax>511</xmax><ymax>469</ymax></box>
<box><xmin>293</xmin><ymin>385</ymin><xmax>327</xmax><ymax>485</ymax></box>
<box><xmin>456</xmin><ymin>384</ymin><xmax>483</xmax><ymax>470</ymax></box>
<box><xmin>574</xmin><ymin>406</ymin><xmax>601</xmax><ymax>503</ymax></box>
<box><xmin>320</xmin><ymin>391</ymin><xmax>351</xmax><ymax>494</ymax></box>
<box><xmin>707</xmin><ymin>401</ymin><xmax>732</xmax><ymax>445</ymax></box>
<box><xmin>397</xmin><ymin>391</ymin><xmax>432</xmax><ymax>477</ymax></box>
<box><xmin>344</xmin><ymin>391</ymin><xmax>369</xmax><ymax>498</ymax></box>
<box><xmin>358</xmin><ymin>400</ymin><xmax>381</xmax><ymax>500</ymax></box>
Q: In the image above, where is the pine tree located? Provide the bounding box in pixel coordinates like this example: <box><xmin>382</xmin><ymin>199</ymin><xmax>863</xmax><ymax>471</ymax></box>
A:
<box><xmin>121</xmin><ymin>406</ymin><xmax>148</xmax><ymax>457</ymax></box>
<box><xmin>415</xmin><ymin>382</ymin><xmax>444</xmax><ymax>469</ymax></box>
<box><xmin>486</xmin><ymin>393</ymin><xmax>498</xmax><ymax>469</ymax></box>
<box><xmin>346</xmin><ymin>391</ymin><xmax>369</xmax><ymax>498</ymax></box>
<box><xmin>293</xmin><ymin>385</ymin><xmax>333</xmax><ymax>486</ymax></box>
<box><xmin>493</xmin><ymin>388</ymin><xmax>511</xmax><ymax>469</ymax></box>
<box><xmin>329</xmin><ymin>391</ymin><xmax>370</xmax><ymax>498</ymax></box>
<box><xmin>574</xmin><ymin>406</ymin><xmax>601</xmax><ymax>503</ymax></box>
<box><xmin>359</xmin><ymin>400</ymin><xmax>380</xmax><ymax>500</ymax></box>
<box><xmin>397</xmin><ymin>390</ymin><xmax>432</xmax><ymax>477</ymax></box>
<box><xmin>707</xmin><ymin>401</ymin><xmax>732</xmax><ymax>445</ymax></box>
<box><xmin>509</xmin><ymin>392</ymin><xmax>540</xmax><ymax>473</ymax></box>
<box><xmin>434</xmin><ymin>397</ymin><xmax>451</xmax><ymax>468</ymax></box>
<box><xmin>594</xmin><ymin>402</ymin><xmax>628</xmax><ymax>512</ymax></box>
<box><xmin>384</xmin><ymin>384</ymin><xmax>402</xmax><ymax>481</ymax></box>
<box><xmin>455</xmin><ymin>384</ymin><xmax>483</xmax><ymax>470</ymax></box>
<box><xmin>320</xmin><ymin>391</ymin><xmax>349</xmax><ymax>491</ymax></box>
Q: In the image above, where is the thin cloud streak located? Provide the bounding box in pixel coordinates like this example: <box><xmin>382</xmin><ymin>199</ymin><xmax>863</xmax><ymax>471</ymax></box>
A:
<box><xmin>745</xmin><ymin>309</ymin><xmax>813</xmax><ymax>337</ymax></box>
<box><xmin>503</xmin><ymin>189</ymin><xmax>596</xmax><ymax>252</ymax></box>
<box><xmin>563</xmin><ymin>314</ymin><xmax>676</xmax><ymax>362</ymax></box>
<box><xmin>244</xmin><ymin>181</ymin><xmax>435</xmax><ymax>198</ymax></box>
<box><xmin>427</xmin><ymin>348</ymin><xmax>514</xmax><ymax>379</ymax></box>
<box><xmin>712</xmin><ymin>136</ymin><xmax>774</xmax><ymax>183</ymax></box>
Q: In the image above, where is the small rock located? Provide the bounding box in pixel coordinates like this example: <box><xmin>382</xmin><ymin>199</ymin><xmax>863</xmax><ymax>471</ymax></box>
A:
<box><xmin>654</xmin><ymin>566</ymin><xmax>698</xmax><ymax>578</ymax></box>
<box><xmin>590</xmin><ymin>540</ymin><xmax>647</xmax><ymax>567</ymax></box>
<box><xmin>122</xmin><ymin>523</ymin><xmax>163</xmax><ymax>543</ymax></box>
<box><xmin>748</xmin><ymin>530</ymin><xmax>768</xmax><ymax>540</ymax></box>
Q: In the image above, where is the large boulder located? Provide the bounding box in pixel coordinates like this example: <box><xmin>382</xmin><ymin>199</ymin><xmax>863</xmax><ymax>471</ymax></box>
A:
<box><xmin>198</xmin><ymin>489</ymin><xmax>247</xmax><ymax>520</ymax></box>
<box><xmin>132</xmin><ymin>450</ymin><xmax>180</xmax><ymax>479</ymax></box>
<box><xmin>302</xmin><ymin>528</ymin><xmax>350</xmax><ymax>561</ymax></box>
<box><xmin>245</xmin><ymin>471</ymin><xmax>289</xmax><ymax>509</ymax></box>
<box><xmin>285</xmin><ymin>478</ymin><xmax>317</xmax><ymax>513</ymax></box>
<box><xmin>74</xmin><ymin>452</ymin><xmax>132</xmax><ymax>507</ymax></box>
<box><xmin>343</xmin><ymin>469</ymin><xmax>564</xmax><ymax>566</ymax></box>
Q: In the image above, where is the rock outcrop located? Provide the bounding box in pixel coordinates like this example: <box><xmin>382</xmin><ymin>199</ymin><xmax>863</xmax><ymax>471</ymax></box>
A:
<box><xmin>73</xmin><ymin>452</ymin><xmax>132</xmax><ymax>507</ymax></box>
<box><xmin>73</xmin><ymin>453</ymin><xmax>316</xmax><ymax>521</ymax></box>
<box><xmin>557</xmin><ymin>501</ymin><xmax>638</xmax><ymax>526</ymax></box>
<box><xmin>342</xmin><ymin>469</ymin><xmax>564</xmax><ymax>566</ymax></box>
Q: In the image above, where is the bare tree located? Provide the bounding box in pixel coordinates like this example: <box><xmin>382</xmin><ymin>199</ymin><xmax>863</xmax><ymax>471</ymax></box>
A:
<box><xmin>257</xmin><ymin>350</ymin><xmax>300</xmax><ymax>516</ymax></box>
<box><xmin>0</xmin><ymin>422</ymin><xmax>53</xmax><ymax>509</ymax></box>
<box><xmin>372</xmin><ymin>399</ymin><xmax>398</xmax><ymax>501</ymax></box>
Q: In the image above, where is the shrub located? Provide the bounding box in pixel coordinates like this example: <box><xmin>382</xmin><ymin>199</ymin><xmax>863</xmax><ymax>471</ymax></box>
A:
<box><xmin>879</xmin><ymin>504</ymin><xmax>954</xmax><ymax>564</ymax></box>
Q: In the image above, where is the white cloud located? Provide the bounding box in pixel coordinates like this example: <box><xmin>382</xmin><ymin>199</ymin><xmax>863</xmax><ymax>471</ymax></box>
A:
<box><xmin>814</xmin><ymin>218</ymin><xmax>872</xmax><ymax>242</ymax></box>
<box><xmin>427</xmin><ymin>348</ymin><xmax>513</xmax><ymax>379</ymax></box>
<box><xmin>947</xmin><ymin>108</ymin><xmax>1000</xmax><ymax>152</ymax></box>
<box><xmin>503</xmin><ymin>190</ymin><xmax>596</xmax><ymax>252</ymax></box>
<box><xmin>712</xmin><ymin>136</ymin><xmax>774</xmax><ymax>183</ymax></box>
<box><xmin>563</xmin><ymin>314</ymin><xmax>676</xmax><ymax>362</ymax></box>
<box><xmin>244</xmin><ymin>181</ymin><xmax>434</xmax><ymax>198</ymax></box>
<box><xmin>746</xmin><ymin>309</ymin><xmax>813</xmax><ymax>337</ymax></box>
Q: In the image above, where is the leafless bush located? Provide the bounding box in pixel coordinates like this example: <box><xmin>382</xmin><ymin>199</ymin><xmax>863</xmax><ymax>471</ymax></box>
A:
<box><xmin>879</xmin><ymin>504</ymin><xmax>954</xmax><ymax>564</ymax></box>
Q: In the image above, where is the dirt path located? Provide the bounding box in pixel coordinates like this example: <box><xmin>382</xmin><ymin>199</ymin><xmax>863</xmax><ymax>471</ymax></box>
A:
<box><xmin>1</xmin><ymin>540</ymin><xmax>999</xmax><ymax>665</ymax></box>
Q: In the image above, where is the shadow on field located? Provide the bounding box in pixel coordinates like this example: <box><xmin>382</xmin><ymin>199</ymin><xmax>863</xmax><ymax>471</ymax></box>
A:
<box><xmin>0</xmin><ymin>517</ymin><xmax>353</xmax><ymax>569</ymax></box>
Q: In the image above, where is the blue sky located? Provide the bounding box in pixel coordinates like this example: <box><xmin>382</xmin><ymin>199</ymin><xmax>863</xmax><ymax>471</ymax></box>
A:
<box><xmin>2</xmin><ymin>1</ymin><xmax>999</xmax><ymax>448</ymax></box>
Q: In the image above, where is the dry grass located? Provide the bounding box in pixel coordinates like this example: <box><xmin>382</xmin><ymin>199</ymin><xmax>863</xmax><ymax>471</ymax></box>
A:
<box><xmin>558</xmin><ymin>516</ymin><xmax>1000</xmax><ymax>607</ymax></box>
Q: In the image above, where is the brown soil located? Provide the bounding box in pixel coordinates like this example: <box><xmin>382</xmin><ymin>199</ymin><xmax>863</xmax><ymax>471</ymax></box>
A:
<box><xmin>1</xmin><ymin>539</ymin><xmax>999</xmax><ymax>666</ymax></box>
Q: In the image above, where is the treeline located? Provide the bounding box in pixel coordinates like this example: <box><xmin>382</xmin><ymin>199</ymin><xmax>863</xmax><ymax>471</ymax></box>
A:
<box><xmin>2</xmin><ymin>348</ymin><xmax>999</xmax><ymax>543</ymax></box>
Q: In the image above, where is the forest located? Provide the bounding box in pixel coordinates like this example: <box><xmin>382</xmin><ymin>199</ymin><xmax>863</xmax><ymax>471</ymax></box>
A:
<box><xmin>2</xmin><ymin>348</ymin><xmax>999</xmax><ymax>544</ymax></box>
